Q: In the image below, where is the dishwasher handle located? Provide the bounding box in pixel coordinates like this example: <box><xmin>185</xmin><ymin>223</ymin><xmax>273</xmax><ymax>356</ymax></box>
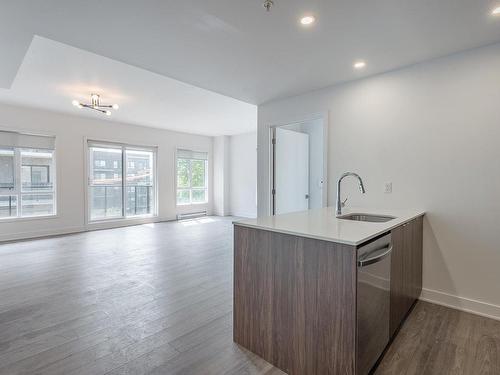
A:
<box><xmin>358</xmin><ymin>245</ymin><xmax>393</xmax><ymax>267</ymax></box>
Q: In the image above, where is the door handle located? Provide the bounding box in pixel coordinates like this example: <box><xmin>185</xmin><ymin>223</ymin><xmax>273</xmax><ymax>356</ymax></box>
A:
<box><xmin>358</xmin><ymin>245</ymin><xmax>393</xmax><ymax>267</ymax></box>
<box><xmin>305</xmin><ymin>194</ymin><xmax>310</xmax><ymax>199</ymax></box>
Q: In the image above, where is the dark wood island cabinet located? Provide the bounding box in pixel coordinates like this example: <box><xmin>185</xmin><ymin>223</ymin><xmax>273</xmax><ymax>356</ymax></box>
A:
<box><xmin>233</xmin><ymin>211</ymin><xmax>424</xmax><ymax>375</ymax></box>
<box><xmin>389</xmin><ymin>216</ymin><xmax>424</xmax><ymax>336</ymax></box>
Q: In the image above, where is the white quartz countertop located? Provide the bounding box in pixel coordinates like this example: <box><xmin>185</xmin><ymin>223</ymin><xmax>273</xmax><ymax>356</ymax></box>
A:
<box><xmin>233</xmin><ymin>207</ymin><xmax>425</xmax><ymax>246</ymax></box>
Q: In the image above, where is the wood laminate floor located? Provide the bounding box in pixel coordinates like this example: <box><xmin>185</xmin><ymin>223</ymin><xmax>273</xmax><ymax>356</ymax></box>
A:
<box><xmin>375</xmin><ymin>301</ymin><xmax>500</xmax><ymax>375</ymax></box>
<box><xmin>0</xmin><ymin>217</ymin><xmax>498</xmax><ymax>375</ymax></box>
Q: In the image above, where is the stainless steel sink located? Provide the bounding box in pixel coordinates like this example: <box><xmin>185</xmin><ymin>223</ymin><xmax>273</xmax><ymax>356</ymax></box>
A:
<box><xmin>338</xmin><ymin>214</ymin><xmax>395</xmax><ymax>223</ymax></box>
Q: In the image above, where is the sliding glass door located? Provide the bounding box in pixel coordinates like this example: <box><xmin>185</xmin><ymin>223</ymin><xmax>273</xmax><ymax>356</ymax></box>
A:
<box><xmin>89</xmin><ymin>145</ymin><xmax>123</xmax><ymax>220</ymax></box>
<box><xmin>125</xmin><ymin>149</ymin><xmax>154</xmax><ymax>216</ymax></box>
<box><xmin>88</xmin><ymin>142</ymin><xmax>156</xmax><ymax>222</ymax></box>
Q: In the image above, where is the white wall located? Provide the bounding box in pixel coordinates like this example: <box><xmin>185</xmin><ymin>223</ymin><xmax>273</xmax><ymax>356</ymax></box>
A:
<box><xmin>258</xmin><ymin>43</ymin><xmax>500</xmax><ymax>320</ymax></box>
<box><xmin>229</xmin><ymin>132</ymin><xmax>257</xmax><ymax>218</ymax></box>
<box><xmin>0</xmin><ymin>102</ymin><xmax>213</xmax><ymax>241</ymax></box>
<box><xmin>213</xmin><ymin>135</ymin><xmax>230</xmax><ymax>216</ymax></box>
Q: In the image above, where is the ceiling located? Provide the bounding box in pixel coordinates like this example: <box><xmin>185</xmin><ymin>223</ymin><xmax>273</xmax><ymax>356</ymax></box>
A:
<box><xmin>0</xmin><ymin>36</ymin><xmax>256</xmax><ymax>136</ymax></box>
<box><xmin>1</xmin><ymin>1</ymin><xmax>500</xmax><ymax>114</ymax></box>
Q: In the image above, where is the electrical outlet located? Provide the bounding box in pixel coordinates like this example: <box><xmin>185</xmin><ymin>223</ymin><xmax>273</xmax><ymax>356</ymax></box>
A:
<box><xmin>384</xmin><ymin>182</ymin><xmax>392</xmax><ymax>194</ymax></box>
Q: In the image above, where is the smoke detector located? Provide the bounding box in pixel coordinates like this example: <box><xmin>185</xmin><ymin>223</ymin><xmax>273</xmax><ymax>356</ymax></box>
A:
<box><xmin>263</xmin><ymin>0</ymin><xmax>274</xmax><ymax>12</ymax></box>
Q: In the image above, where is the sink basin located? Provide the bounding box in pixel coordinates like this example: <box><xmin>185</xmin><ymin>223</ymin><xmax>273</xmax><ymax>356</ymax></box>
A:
<box><xmin>338</xmin><ymin>214</ymin><xmax>396</xmax><ymax>223</ymax></box>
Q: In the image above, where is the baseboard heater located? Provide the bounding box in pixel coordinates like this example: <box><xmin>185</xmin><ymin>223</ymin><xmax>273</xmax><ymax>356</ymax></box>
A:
<box><xmin>176</xmin><ymin>211</ymin><xmax>207</xmax><ymax>220</ymax></box>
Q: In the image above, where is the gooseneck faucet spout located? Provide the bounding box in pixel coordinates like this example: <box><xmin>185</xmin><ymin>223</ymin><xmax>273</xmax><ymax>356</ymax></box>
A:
<box><xmin>336</xmin><ymin>172</ymin><xmax>366</xmax><ymax>216</ymax></box>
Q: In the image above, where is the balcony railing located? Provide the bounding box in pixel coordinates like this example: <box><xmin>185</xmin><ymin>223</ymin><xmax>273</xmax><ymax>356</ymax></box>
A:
<box><xmin>0</xmin><ymin>196</ymin><xmax>16</xmax><ymax>217</ymax></box>
<box><xmin>90</xmin><ymin>185</ymin><xmax>153</xmax><ymax>219</ymax></box>
<box><xmin>127</xmin><ymin>186</ymin><xmax>152</xmax><ymax>215</ymax></box>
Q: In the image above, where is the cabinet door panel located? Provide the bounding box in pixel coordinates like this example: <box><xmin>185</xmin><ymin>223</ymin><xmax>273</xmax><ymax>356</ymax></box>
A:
<box><xmin>410</xmin><ymin>216</ymin><xmax>423</xmax><ymax>300</ymax></box>
<box><xmin>390</xmin><ymin>218</ymin><xmax>423</xmax><ymax>336</ymax></box>
<box><xmin>390</xmin><ymin>224</ymin><xmax>406</xmax><ymax>336</ymax></box>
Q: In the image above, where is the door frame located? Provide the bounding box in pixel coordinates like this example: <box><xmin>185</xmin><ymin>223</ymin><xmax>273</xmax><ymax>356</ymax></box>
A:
<box><xmin>269</xmin><ymin>112</ymin><xmax>329</xmax><ymax>215</ymax></box>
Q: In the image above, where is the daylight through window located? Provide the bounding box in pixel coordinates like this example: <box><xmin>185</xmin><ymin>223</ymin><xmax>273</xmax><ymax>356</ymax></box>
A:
<box><xmin>88</xmin><ymin>141</ymin><xmax>156</xmax><ymax>221</ymax></box>
<box><xmin>176</xmin><ymin>149</ymin><xmax>208</xmax><ymax>205</ymax></box>
<box><xmin>0</xmin><ymin>131</ymin><xmax>56</xmax><ymax>219</ymax></box>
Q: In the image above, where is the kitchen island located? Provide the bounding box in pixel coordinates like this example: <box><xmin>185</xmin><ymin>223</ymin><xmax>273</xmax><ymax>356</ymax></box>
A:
<box><xmin>233</xmin><ymin>207</ymin><xmax>424</xmax><ymax>375</ymax></box>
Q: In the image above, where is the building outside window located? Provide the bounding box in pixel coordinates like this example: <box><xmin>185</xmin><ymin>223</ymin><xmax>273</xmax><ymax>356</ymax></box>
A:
<box><xmin>176</xmin><ymin>149</ymin><xmax>208</xmax><ymax>205</ymax></box>
<box><xmin>0</xmin><ymin>131</ymin><xmax>56</xmax><ymax>219</ymax></box>
<box><xmin>88</xmin><ymin>141</ymin><xmax>156</xmax><ymax>221</ymax></box>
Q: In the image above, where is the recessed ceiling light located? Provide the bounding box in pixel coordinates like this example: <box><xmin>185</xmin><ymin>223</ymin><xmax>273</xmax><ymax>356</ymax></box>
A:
<box><xmin>354</xmin><ymin>61</ymin><xmax>367</xmax><ymax>70</ymax></box>
<box><xmin>300</xmin><ymin>16</ymin><xmax>315</xmax><ymax>26</ymax></box>
<box><xmin>492</xmin><ymin>6</ymin><xmax>500</xmax><ymax>15</ymax></box>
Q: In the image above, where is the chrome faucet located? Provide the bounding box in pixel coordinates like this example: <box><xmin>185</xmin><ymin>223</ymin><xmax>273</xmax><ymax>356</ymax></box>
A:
<box><xmin>336</xmin><ymin>172</ymin><xmax>366</xmax><ymax>216</ymax></box>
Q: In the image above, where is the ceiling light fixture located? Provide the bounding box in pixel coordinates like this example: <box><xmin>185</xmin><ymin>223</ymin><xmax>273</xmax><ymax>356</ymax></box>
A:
<box><xmin>353</xmin><ymin>61</ymin><xmax>367</xmax><ymax>70</ymax></box>
<box><xmin>72</xmin><ymin>94</ymin><xmax>119</xmax><ymax>116</ymax></box>
<box><xmin>300</xmin><ymin>16</ymin><xmax>315</xmax><ymax>26</ymax></box>
<box><xmin>492</xmin><ymin>6</ymin><xmax>500</xmax><ymax>15</ymax></box>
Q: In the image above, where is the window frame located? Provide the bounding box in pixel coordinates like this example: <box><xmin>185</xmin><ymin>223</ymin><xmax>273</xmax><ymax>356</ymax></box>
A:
<box><xmin>0</xmin><ymin>147</ymin><xmax>57</xmax><ymax>221</ymax></box>
<box><xmin>175</xmin><ymin>149</ymin><xmax>209</xmax><ymax>206</ymax></box>
<box><xmin>22</xmin><ymin>165</ymin><xmax>51</xmax><ymax>187</ymax></box>
<box><xmin>86</xmin><ymin>140</ymin><xmax>158</xmax><ymax>223</ymax></box>
<box><xmin>0</xmin><ymin>147</ymin><xmax>16</xmax><ymax>193</ymax></box>
<box><xmin>124</xmin><ymin>147</ymin><xmax>156</xmax><ymax>217</ymax></box>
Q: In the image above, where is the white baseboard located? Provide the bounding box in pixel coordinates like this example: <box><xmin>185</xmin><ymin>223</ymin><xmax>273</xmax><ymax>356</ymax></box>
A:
<box><xmin>0</xmin><ymin>216</ymin><xmax>177</xmax><ymax>243</ymax></box>
<box><xmin>230</xmin><ymin>212</ymin><xmax>257</xmax><ymax>219</ymax></box>
<box><xmin>0</xmin><ymin>225</ymin><xmax>85</xmax><ymax>243</ymax></box>
<box><xmin>420</xmin><ymin>288</ymin><xmax>500</xmax><ymax>322</ymax></box>
<box><xmin>85</xmin><ymin>216</ymin><xmax>163</xmax><ymax>231</ymax></box>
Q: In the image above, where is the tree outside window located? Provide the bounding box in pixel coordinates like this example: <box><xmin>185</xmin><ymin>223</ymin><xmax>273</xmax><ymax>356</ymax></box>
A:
<box><xmin>176</xmin><ymin>150</ymin><xmax>208</xmax><ymax>205</ymax></box>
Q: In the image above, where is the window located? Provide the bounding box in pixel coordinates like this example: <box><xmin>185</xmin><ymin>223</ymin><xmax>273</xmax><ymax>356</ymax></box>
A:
<box><xmin>125</xmin><ymin>150</ymin><xmax>154</xmax><ymax>216</ymax></box>
<box><xmin>0</xmin><ymin>131</ymin><xmax>56</xmax><ymax>219</ymax></box>
<box><xmin>0</xmin><ymin>149</ymin><xmax>14</xmax><ymax>190</ymax></box>
<box><xmin>20</xmin><ymin>150</ymin><xmax>55</xmax><ymax>217</ymax></box>
<box><xmin>0</xmin><ymin>149</ymin><xmax>16</xmax><ymax>218</ymax></box>
<box><xmin>88</xmin><ymin>141</ymin><xmax>156</xmax><ymax>221</ymax></box>
<box><xmin>176</xmin><ymin>149</ymin><xmax>208</xmax><ymax>205</ymax></box>
<box><xmin>89</xmin><ymin>146</ymin><xmax>123</xmax><ymax>220</ymax></box>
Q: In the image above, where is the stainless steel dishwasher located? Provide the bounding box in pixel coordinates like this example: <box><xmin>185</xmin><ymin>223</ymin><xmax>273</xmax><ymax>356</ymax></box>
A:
<box><xmin>357</xmin><ymin>233</ymin><xmax>392</xmax><ymax>375</ymax></box>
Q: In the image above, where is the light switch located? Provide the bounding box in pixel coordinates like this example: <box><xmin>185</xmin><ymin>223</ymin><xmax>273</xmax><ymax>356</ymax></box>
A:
<box><xmin>384</xmin><ymin>182</ymin><xmax>392</xmax><ymax>194</ymax></box>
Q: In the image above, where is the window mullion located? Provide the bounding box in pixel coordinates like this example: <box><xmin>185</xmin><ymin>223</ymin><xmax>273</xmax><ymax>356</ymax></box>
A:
<box><xmin>15</xmin><ymin>149</ymin><xmax>21</xmax><ymax>217</ymax></box>
<box><xmin>122</xmin><ymin>146</ymin><xmax>126</xmax><ymax>218</ymax></box>
<box><xmin>152</xmin><ymin>152</ymin><xmax>156</xmax><ymax>215</ymax></box>
<box><xmin>204</xmin><ymin>160</ymin><xmax>208</xmax><ymax>203</ymax></box>
<box><xmin>189</xmin><ymin>159</ymin><xmax>193</xmax><ymax>204</ymax></box>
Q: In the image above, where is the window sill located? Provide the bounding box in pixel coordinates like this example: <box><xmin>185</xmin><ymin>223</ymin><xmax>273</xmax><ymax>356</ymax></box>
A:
<box><xmin>0</xmin><ymin>214</ymin><xmax>58</xmax><ymax>224</ymax></box>
<box><xmin>176</xmin><ymin>202</ymin><xmax>209</xmax><ymax>206</ymax></box>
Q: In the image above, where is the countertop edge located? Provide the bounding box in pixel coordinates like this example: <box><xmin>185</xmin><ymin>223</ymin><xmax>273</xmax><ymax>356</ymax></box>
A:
<box><xmin>233</xmin><ymin>211</ymin><xmax>425</xmax><ymax>246</ymax></box>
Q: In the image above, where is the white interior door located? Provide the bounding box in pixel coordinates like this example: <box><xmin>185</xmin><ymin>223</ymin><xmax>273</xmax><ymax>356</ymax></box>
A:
<box><xmin>275</xmin><ymin>128</ymin><xmax>309</xmax><ymax>215</ymax></box>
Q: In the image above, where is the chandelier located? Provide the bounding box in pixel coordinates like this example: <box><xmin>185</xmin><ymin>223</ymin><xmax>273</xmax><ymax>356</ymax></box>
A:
<box><xmin>72</xmin><ymin>94</ymin><xmax>119</xmax><ymax>116</ymax></box>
